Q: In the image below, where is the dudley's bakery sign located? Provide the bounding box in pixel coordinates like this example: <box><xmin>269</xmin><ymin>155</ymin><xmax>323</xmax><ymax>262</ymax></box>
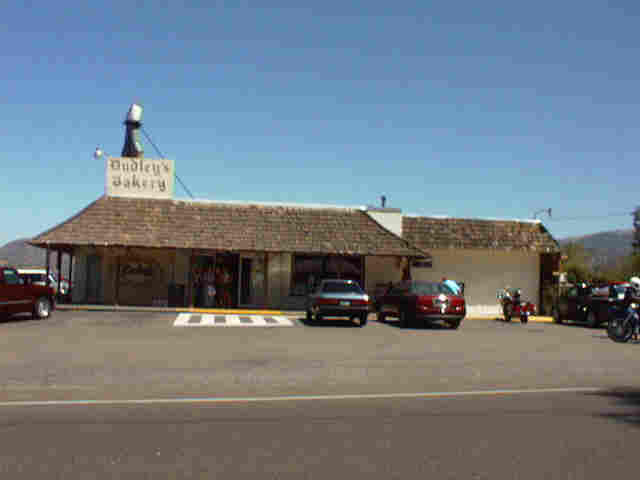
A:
<box><xmin>105</xmin><ymin>157</ymin><xmax>175</xmax><ymax>199</ymax></box>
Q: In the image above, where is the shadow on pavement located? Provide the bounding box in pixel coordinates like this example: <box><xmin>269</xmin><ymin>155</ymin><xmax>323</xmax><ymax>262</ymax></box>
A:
<box><xmin>0</xmin><ymin>313</ymin><xmax>39</xmax><ymax>325</ymax></box>
<box><xmin>592</xmin><ymin>388</ymin><xmax>640</xmax><ymax>427</ymax></box>
<box><xmin>377</xmin><ymin>318</ymin><xmax>455</xmax><ymax>330</ymax></box>
<box><xmin>298</xmin><ymin>318</ymin><xmax>361</xmax><ymax>328</ymax></box>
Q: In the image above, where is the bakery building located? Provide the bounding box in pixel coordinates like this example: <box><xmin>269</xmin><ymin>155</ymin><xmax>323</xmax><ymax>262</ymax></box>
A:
<box><xmin>30</xmin><ymin>194</ymin><xmax>559</xmax><ymax>316</ymax></box>
<box><xmin>29</xmin><ymin>107</ymin><xmax>559</xmax><ymax>315</ymax></box>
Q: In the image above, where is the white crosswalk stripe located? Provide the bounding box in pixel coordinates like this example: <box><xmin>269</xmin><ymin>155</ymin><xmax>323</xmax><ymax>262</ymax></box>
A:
<box><xmin>173</xmin><ymin>313</ymin><xmax>294</xmax><ymax>327</ymax></box>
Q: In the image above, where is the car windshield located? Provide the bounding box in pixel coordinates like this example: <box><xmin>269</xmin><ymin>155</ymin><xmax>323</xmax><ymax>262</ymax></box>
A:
<box><xmin>611</xmin><ymin>284</ymin><xmax>630</xmax><ymax>295</ymax></box>
<box><xmin>412</xmin><ymin>282</ymin><xmax>455</xmax><ymax>296</ymax></box>
<box><xmin>322</xmin><ymin>281</ymin><xmax>363</xmax><ymax>294</ymax></box>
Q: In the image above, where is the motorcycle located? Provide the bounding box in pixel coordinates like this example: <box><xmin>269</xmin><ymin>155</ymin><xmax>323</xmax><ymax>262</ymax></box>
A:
<box><xmin>497</xmin><ymin>288</ymin><xmax>536</xmax><ymax>324</ymax></box>
<box><xmin>607</xmin><ymin>301</ymin><xmax>640</xmax><ymax>343</ymax></box>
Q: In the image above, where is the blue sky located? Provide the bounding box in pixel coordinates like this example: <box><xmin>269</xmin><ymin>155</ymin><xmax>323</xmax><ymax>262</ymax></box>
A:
<box><xmin>1</xmin><ymin>0</ymin><xmax>638</xmax><ymax>247</ymax></box>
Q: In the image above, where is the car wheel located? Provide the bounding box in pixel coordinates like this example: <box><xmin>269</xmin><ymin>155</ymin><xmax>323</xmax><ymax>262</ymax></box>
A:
<box><xmin>552</xmin><ymin>307</ymin><xmax>561</xmax><ymax>324</ymax></box>
<box><xmin>315</xmin><ymin>313</ymin><xmax>323</xmax><ymax>323</ymax></box>
<box><xmin>33</xmin><ymin>297</ymin><xmax>52</xmax><ymax>319</ymax></box>
<box><xmin>585</xmin><ymin>310</ymin><xmax>598</xmax><ymax>328</ymax></box>
<box><xmin>447</xmin><ymin>319</ymin><xmax>461</xmax><ymax>330</ymax></box>
<box><xmin>359</xmin><ymin>313</ymin><xmax>368</xmax><ymax>327</ymax></box>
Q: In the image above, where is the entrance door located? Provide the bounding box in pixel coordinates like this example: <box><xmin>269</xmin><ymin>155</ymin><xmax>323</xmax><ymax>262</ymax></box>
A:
<box><xmin>240</xmin><ymin>258</ymin><xmax>252</xmax><ymax>305</ymax></box>
<box><xmin>215</xmin><ymin>253</ymin><xmax>239</xmax><ymax>308</ymax></box>
<box><xmin>86</xmin><ymin>255</ymin><xmax>102</xmax><ymax>304</ymax></box>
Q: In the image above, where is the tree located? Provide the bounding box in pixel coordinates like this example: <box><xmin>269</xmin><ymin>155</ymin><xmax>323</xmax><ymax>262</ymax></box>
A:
<box><xmin>561</xmin><ymin>242</ymin><xmax>594</xmax><ymax>284</ymax></box>
<box><xmin>616</xmin><ymin>253</ymin><xmax>640</xmax><ymax>280</ymax></box>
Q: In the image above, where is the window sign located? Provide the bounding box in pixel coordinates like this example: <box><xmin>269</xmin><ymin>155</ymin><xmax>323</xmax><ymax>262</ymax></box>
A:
<box><xmin>106</xmin><ymin>157</ymin><xmax>175</xmax><ymax>199</ymax></box>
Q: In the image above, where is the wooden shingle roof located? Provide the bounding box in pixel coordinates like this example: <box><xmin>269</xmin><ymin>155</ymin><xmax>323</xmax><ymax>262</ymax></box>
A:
<box><xmin>402</xmin><ymin>216</ymin><xmax>559</xmax><ymax>253</ymax></box>
<box><xmin>31</xmin><ymin>196</ymin><xmax>424</xmax><ymax>257</ymax></box>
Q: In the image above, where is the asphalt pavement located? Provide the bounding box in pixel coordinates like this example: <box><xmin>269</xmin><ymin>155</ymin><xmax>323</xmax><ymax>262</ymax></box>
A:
<box><xmin>0</xmin><ymin>310</ymin><xmax>638</xmax><ymax>478</ymax></box>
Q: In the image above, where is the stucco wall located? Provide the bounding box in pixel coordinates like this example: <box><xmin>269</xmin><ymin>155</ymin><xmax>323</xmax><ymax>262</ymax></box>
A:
<box><xmin>364</xmin><ymin>256</ymin><xmax>404</xmax><ymax>293</ymax></box>
<box><xmin>411</xmin><ymin>249</ymin><xmax>540</xmax><ymax>315</ymax></box>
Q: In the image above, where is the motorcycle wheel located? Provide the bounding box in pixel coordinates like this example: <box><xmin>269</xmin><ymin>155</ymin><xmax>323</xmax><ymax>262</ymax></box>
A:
<box><xmin>520</xmin><ymin>315</ymin><xmax>528</xmax><ymax>324</ymax></box>
<box><xmin>503</xmin><ymin>305</ymin><xmax>512</xmax><ymax>323</ymax></box>
<box><xmin>607</xmin><ymin>316</ymin><xmax>633</xmax><ymax>343</ymax></box>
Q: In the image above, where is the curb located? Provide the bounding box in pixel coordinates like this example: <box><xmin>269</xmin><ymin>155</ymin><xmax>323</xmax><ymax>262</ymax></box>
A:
<box><xmin>56</xmin><ymin>305</ymin><xmax>285</xmax><ymax>315</ymax></box>
<box><xmin>57</xmin><ymin>305</ymin><xmax>554</xmax><ymax>323</ymax></box>
<box><xmin>465</xmin><ymin>316</ymin><xmax>554</xmax><ymax>323</ymax></box>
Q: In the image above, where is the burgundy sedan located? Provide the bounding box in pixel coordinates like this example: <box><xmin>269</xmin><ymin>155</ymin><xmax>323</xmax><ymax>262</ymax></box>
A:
<box><xmin>376</xmin><ymin>280</ymin><xmax>466</xmax><ymax>329</ymax></box>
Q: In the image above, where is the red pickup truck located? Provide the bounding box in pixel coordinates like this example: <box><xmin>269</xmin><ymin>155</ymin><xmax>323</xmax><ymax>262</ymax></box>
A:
<box><xmin>0</xmin><ymin>266</ymin><xmax>56</xmax><ymax>320</ymax></box>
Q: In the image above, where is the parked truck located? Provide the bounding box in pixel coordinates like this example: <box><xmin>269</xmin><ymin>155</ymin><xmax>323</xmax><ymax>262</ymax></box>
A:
<box><xmin>552</xmin><ymin>282</ymin><xmax>630</xmax><ymax>327</ymax></box>
<box><xmin>0</xmin><ymin>266</ymin><xmax>56</xmax><ymax>320</ymax></box>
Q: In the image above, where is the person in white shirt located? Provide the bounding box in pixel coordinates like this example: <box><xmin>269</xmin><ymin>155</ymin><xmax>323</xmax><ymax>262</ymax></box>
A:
<box><xmin>442</xmin><ymin>277</ymin><xmax>462</xmax><ymax>295</ymax></box>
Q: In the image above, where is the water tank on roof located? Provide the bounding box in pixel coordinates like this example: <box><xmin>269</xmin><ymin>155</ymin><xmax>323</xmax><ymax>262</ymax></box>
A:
<box><xmin>126</xmin><ymin>103</ymin><xmax>143</xmax><ymax>123</ymax></box>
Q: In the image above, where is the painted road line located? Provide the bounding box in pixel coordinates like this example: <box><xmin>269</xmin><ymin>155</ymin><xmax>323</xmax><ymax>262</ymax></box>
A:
<box><xmin>463</xmin><ymin>316</ymin><xmax>554</xmax><ymax>323</ymax></box>
<box><xmin>0</xmin><ymin>387</ymin><xmax>604</xmax><ymax>408</ymax></box>
<box><xmin>173</xmin><ymin>314</ymin><xmax>294</xmax><ymax>327</ymax></box>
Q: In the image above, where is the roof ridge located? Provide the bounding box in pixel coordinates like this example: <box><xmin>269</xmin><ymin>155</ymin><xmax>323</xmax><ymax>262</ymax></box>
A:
<box><xmin>173</xmin><ymin>197</ymin><xmax>366</xmax><ymax>211</ymax></box>
<box><xmin>404</xmin><ymin>214</ymin><xmax>541</xmax><ymax>224</ymax></box>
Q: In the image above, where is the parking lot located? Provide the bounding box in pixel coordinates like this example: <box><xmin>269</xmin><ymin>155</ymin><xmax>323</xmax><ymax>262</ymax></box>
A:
<box><xmin>0</xmin><ymin>309</ymin><xmax>637</xmax><ymax>403</ymax></box>
<box><xmin>2</xmin><ymin>309</ymin><xmax>639</xmax><ymax>479</ymax></box>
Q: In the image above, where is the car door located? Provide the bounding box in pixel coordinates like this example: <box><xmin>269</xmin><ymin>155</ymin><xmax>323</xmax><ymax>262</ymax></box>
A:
<box><xmin>0</xmin><ymin>269</ymin><xmax>8</xmax><ymax>315</ymax></box>
<box><xmin>566</xmin><ymin>287</ymin><xmax>583</xmax><ymax>321</ymax></box>
<box><xmin>1</xmin><ymin>268</ymin><xmax>30</xmax><ymax>315</ymax></box>
<box><xmin>557</xmin><ymin>287</ymin><xmax>571</xmax><ymax>319</ymax></box>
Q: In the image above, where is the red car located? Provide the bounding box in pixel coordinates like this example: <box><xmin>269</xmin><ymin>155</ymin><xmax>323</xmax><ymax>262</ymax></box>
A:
<box><xmin>1</xmin><ymin>266</ymin><xmax>56</xmax><ymax>320</ymax></box>
<box><xmin>376</xmin><ymin>280</ymin><xmax>466</xmax><ymax>329</ymax></box>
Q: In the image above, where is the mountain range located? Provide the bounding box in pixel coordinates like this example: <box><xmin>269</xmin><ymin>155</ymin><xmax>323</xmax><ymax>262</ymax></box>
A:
<box><xmin>0</xmin><ymin>238</ymin><xmax>70</xmax><ymax>272</ymax></box>
<box><xmin>559</xmin><ymin>229</ymin><xmax>633</xmax><ymax>269</ymax></box>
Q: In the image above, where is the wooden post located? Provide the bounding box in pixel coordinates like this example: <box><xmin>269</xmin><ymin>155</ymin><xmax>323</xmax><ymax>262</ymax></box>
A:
<box><xmin>187</xmin><ymin>250</ymin><xmax>194</xmax><ymax>308</ymax></box>
<box><xmin>45</xmin><ymin>245</ymin><xmax>51</xmax><ymax>287</ymax></box>
<box><xmin>56</xmin><ymin>250</ymin><xmax>62</xmax><ymax>300</ymax></box>
<box><xmin>264</xmin><ymin>252</ymin><xmax>269</xmax><ymax>308</ymax></box>
<box><xmin>68</xmin><ymin>250</ymin><xmax>74</xmax><ymax>304</ymax></box>
<box><xmin>115</xmin><ymin>255</ymin><xmax>120</xmax><ymax>306</ymax></box>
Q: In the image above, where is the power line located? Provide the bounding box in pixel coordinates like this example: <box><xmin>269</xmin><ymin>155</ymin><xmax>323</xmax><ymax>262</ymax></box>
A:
<box><xmin>547</xmin><ymin>213</ymin><xmax>632</xmax><ymax>221</ymax></box>
<box><xmin>140</xmin><ymin>127</ymin><xmax>195</xmax><ymax>199</ymax></box>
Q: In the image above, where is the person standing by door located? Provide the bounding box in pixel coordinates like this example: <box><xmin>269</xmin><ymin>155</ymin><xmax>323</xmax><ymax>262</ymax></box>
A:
<box><xmin>203</xmin><ymin>264</ymin><xmax>216</xmax><ymax>308</ymax></box>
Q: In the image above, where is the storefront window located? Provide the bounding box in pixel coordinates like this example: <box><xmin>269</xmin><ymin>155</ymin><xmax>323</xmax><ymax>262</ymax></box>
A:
<box><xmin>291</xmin><ymin>255</ymin><xmax>363</xmax><ymax>296</ymax></box>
